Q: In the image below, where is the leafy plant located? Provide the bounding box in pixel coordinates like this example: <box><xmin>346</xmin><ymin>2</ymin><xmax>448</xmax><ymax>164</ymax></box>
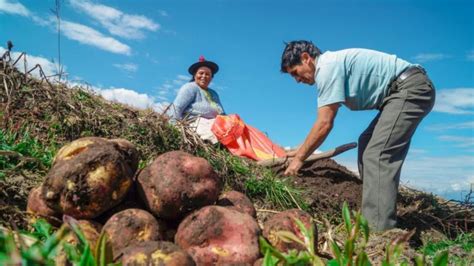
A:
<box><xmin>327</xmin><ymin>202</ymin><xmax>370</xmax><ymax>266</ymax></box>
<box><xmin>259</xmin><ymin>217</ymin><xmax>324</xmax><ymax>265</ymax></box>
<box><xmin>0</xmin><ymin>218</ymin><xmax>118</xmax><ymax>266</ymax></box>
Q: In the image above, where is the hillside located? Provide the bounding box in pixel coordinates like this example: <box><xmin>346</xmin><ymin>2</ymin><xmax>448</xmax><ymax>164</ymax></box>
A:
<box><xmin>0</xmin><ymin>53</ymin><xmax>472</xmax><ymax>264</ymax></box>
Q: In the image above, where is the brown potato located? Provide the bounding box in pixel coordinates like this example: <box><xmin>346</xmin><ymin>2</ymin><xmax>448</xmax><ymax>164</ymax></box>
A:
<box><xmin>121</xmin><ymin>241</ymin><xmax>195</xmax><ymax>266</ymax></box>
<box><xmin>262</xmin><ymin>209</ymin><xmax>317</xmax><ymax>253</ymax></box>
<box><xmin>102</xmin><ymin>208</ymin><xmax>166</xmax><ymax>256</ymax></box>
<box><xmin>109</xmin><ymin>138</ymin><xmax>140</xmax><ymax>172</ymax></box>
<box><xmin>27</xmin><ymin>185</ymin><xmax>60</xmax><ymax>225</ymax></box>
<box><xmin>53</xmin><ymin>137</ymin><xmax>109</xmax><ymax>165</ymax></box>
<box><xmin>56</xmin><ymin>220</ymin><xmax>102</xmax><ymax>266</ymax></box>
<box><xmin>175</xmin><ymin>206</ymin><xmax>261</xmax><ymax>265</ymax></box>
<box><xmin>43</xmin><ymin>141</ymin><xmax>134</xmax><ymax>218</ymax></box>
<box><xmin>137</xmin><ymin>151</ymin><xmax>222</xmax><ymax>220</ymax></box>
<box><xmin>217</xmin><ymin>190</ymin><xmax>256</xmax><ymax>218</ymax></box>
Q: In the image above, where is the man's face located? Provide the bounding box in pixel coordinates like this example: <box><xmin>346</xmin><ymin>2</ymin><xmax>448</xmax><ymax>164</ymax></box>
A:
<box><xmin>285</xmin><ymin>53</ymin><xmax>316</xmax><ymax>85</ymax></box>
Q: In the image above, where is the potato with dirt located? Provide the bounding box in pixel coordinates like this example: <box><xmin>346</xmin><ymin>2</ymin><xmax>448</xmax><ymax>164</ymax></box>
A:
<box><xmin>42</xmin><ymin>138</ymin><xmax>136</xmax><ymax>218</ymax></box>
<box><xmin>102</xmin><ymin>208</ymin><xmax>166</xmax><ymax>256</ymax></box>
<box><xmin>217</xmin><ymin>190</ymin><xmax>256</xmax><ymax>218</ymax></box>
<box><xmin>55</xmin><ymin>219</ymin><xmax>102</xmax><ymax>265</ymax></box>
<box><xmin>175</xmin><ymin>205</ymin><xmax>261</xmax><ymax>265</ymax></box>
<box><xmin>27</xmin><ymin>185</ymin><xmax>60</xmax><ymax>225</ymax></box>
<box><xmin>121</xmin><ymin>241</ymin><xmax>195</xmax><ymax>266</ymax></box>
<box><xmin>262</xmin><ymin>209</ymin><xmax>317</xmax><ymax>253</ymax></box>
<box><xmin>137</xmin><ymin>151</ymin><xmax>222</xmax><ymax>220</ymax></box>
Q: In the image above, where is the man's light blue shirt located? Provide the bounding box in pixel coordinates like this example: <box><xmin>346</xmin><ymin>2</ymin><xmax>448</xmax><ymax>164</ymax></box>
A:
<box><xmin>315</xmin><ymin>49</ymin><xmax>414</xmax><ymax>110</ymax></box>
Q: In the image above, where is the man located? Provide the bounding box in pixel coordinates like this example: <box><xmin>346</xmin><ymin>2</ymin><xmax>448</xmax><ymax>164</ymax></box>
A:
<box><xmin>280</xmin><ymin>40</ymin><xmax>435</xmax><ymax>231</ymax></box>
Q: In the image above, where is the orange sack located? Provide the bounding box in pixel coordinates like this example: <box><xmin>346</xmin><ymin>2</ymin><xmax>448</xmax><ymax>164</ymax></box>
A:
<box><xmin>211</xmin><ymin>114</ymin><xmax>286</xmax><ymax>161</ymax></box>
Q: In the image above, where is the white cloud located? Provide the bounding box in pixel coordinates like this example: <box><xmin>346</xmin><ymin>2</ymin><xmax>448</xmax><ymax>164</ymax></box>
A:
<box><xmin>61</xmin><ymin>20</ymin><xmax>131</xmax><ymax>55</ymax></box>
<box><xmin>438</xmin><ymin>135</ymin><xmax>474</xmax><ymax>147</ymax></box>
<box><xmin>413</xmin><ymin>53</ymin><xmax>451</xmax><ymax>63</ymax></box>
<box><xmin>426</xmin><ymin>121</ymin><xmax>474</xmax><ymax>131</ymax></box>
<box><xmin>113</xmin><ymin>63</ymin><xmax>138</xmax><ymax>73</ymax></box>
<box><xmin>0</xmin><ymin>0</ymin><xmax>30</xmax><ymax>16</ymax></box>
<box><xmin>336</xmin><ymin>152</ymin><xmax>474</xmax><ymax>200</ymax></box>
<box><xmin>433</xmin><ymin>88</ymin><xmax>474</xmax><ymax>114</ymax></box>
<box><xmin>0</xmin><ymin>46</ymin><xmax>62</xmax><ymax>78</ymax></box>
<box><xmin>69</xmin><ymin>0</ymin><xmax>159</xmax><ymax>39</ymax></box>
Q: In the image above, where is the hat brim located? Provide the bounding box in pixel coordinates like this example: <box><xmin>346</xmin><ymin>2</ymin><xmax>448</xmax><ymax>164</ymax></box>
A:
<box><xmin>188</xmin><ymin>61</ymin><xmax>219</xmax><ymax>76</ymax></box>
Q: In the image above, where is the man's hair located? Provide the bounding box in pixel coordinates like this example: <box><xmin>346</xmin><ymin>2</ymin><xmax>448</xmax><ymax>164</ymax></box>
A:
<box><xmin>280</xmin><ymin>40</ymin><xmax>322</xmax><ymax>73</ymax></box>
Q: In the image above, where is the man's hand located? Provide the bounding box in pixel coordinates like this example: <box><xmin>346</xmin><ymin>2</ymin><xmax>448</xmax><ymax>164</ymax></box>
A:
<box><xmin>284</xmin><ymin>158</ymin><xmax>304</xmax><ymax>176</ymax></box>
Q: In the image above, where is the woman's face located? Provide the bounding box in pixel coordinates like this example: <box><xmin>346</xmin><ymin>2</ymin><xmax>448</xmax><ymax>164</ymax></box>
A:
<box><xmin>194</xmin><ymin>66</ymin><xmax>213</xmax><ymax>89</ymax></box>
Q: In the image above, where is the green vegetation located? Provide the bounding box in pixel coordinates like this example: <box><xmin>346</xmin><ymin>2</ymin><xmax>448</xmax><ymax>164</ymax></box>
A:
<box><xmin>0</xmin><ymin>129</ymin><xmax>56</xmax><ymax>178</ymax></box>
<box><xmin>420</xmin><ymin>233</ymin><xmax>474</xmax><ymax>265</ymax></box>
<box><xmin>0</xmin><ymin>218</ymin><xmax>117</xmax><ymax>266</ymax></box>
<box><xmin>259</xmin><ymin>202</ymin><xmax>453</xmax><ymax>266</ymax></box>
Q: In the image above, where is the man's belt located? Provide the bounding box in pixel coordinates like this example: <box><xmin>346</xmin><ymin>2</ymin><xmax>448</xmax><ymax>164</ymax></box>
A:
<box><xmin>397</xmin><ymin>66</ymin><xmax>426</xmax><ymax>82</ymax></box>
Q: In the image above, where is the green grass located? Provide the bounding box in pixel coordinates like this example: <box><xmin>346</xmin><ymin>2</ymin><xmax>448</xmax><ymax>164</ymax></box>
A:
<box><xmin>0</xmin><ymin>129</ymin><xmax>57</xmax><ymax>177</ymax></box>
<box><xmin>245</xmin><ymin>172</ymin><xmax>308</xmax><ymax>211</ymax></box>
<box><xmin>421</xmin><ymin>233</ymin><xmax>474</xmax><ymax>265</ymax></box>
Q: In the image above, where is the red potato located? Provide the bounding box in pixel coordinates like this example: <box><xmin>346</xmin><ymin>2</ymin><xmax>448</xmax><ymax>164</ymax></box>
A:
<box><xmin>121</xmin><ymin>241</ymin><xmax>195</xmax><ymax>266</ymax></box>
<box><xmin>102</xmin><ymin>208</ymin><xmax>166</xmax><ymax>256</ymax></box>
<box><xmin>137</xmin><ymin>151</ymin><xmax>222</xmax><ymax>220</ymax></box>
<box><xmin>42</xmin><ymin>140</ymin><xmax>135</xmax><ymax>219</ymax></box>
<box><xmin>217</xmin><ymin>190</ymin><xmax>256</xmax><ymax>218</ymax></box>
<box><xmin>262</xmin><ymin>209</ymin><xmax>317</xmax><ymax>253</ymax></box>
<box><xmin>26</xmin><ymin>185</ymin><xmax>60</xmax><ymax>225</ymax></box>
<box><xmin>175</xmin><ymin>206</ymin><xmax>261</xmax><ymax>265</ymax></box>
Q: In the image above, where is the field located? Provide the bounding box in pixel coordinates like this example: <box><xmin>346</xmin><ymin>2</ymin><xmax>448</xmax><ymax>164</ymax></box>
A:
<box><xmin>1</xmin><ymin>53</ymin><xmax>473</xmax><ymax>265</ymax></box>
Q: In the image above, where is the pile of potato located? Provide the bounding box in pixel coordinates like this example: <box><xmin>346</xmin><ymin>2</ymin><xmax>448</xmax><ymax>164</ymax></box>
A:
<box><xmin>28</xmin><ymin>137</ymin><xmax>317</xmax><ymax>265</ymax></box>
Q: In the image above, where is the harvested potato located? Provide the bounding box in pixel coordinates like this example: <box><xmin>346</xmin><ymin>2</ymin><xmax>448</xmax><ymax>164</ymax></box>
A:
<box><xmin>262</xmin><ymin>209</ymin><xmax>317</xmax><ymax>253</ymax></box>
<box><xmin>121</xmin><ymin>241</ymin><xmax>195</xmax><ymax>266</ymax></box>
<box><xmin>175</xmin><ymin>206</ymin><xmax>261</xmax><ymax>265</ymax></box>
<box><xmin>109</xmin><ymin>138</ymin><xmax>140</xmax><ymax>172</ymax></box>
<box><xmin>56</xmin><ymin>219</ymin><xmax>102</xmax><ymax>265</ymax></box>
<box><xmin>27</xmin><ymin>185</ymin><xmax>60</xmax><ymax>225</ymax></box>
<box><xmin>42</xmin><ymin>140</ymin><xmax>135</xmax><ymax>218</ymax></box>
<box><xmin>95</xmin><ymin>183</ymin><xmax>146</xmax><ymax>224</ymax></box>
<box><xmin>102</xmin><ymin>208</ymin><xmax>166</xmax><ymax>256</ymax></box>
<box><xmin>137</xmin><ymin>151</ymin><xmax>222</xmax><ymax>220</ymax></box>
<box><xmin>53</xmin><ymin>137</ymin><xmax>109</xmax><ymax>165</ymax></box>
<box><xmin>217</xmin><ymin>190</ymin><xmax>256</xmax><ymax>218</ymax></box>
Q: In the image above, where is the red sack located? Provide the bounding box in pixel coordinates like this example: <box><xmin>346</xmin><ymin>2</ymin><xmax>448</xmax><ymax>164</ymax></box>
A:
<box><xmin>211</xmin><ymin>114</ymin><xmax>286</xmax><ymax>161</ymax></box>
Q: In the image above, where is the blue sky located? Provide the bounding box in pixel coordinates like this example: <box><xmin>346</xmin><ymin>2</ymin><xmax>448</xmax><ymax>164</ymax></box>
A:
<box><xmin>1</xmin><ymin>0</ymin><xmax>473</xmax><ymax>200</ymax></box>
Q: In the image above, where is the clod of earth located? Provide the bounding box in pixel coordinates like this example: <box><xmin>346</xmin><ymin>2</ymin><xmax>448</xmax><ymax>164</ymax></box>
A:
<box><xmin>263</xmin><ymin>209</ymin><xmax>317</xmax><ymax>253</ymax></box>
<box><xmin>175</xmin><ymin>205</ymin><xmax>261</xmax><ymax>265</ymax></box>
<box><xmin>137</xmin><ymin>151</ymin><xmax>222</xmax><ymax>220</ymax></box>
<box><xmin>102</xmin><ymin>208</ymin><xmax>166</xmax><ymax>257</ymax></box>
<box><xmin>217</xmin><ymin>190</ymin><xmax>257</xmax><ymax>218</ymax></box>
<box><xmin>41</xmin><ymin>137</ymin><xmax>137</xmax><ymax>219</ymax></box>
<box><xmin>121</xmin><ymin>241</ymin><xmax>195</xmax><ymax>266</ymax></box>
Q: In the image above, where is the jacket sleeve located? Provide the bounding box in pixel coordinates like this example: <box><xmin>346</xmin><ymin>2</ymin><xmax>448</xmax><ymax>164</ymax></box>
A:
<box><xmin>171</xmin><ymin>83</ymin><xmax>196</xmax><ymax>120</ymax></box>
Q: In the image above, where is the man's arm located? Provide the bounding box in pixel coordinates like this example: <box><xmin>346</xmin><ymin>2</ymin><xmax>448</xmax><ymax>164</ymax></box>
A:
<box><xmin>284</xmin><ymin>103</ymin><xmax>340</xmax><ymax>176</ymax></box>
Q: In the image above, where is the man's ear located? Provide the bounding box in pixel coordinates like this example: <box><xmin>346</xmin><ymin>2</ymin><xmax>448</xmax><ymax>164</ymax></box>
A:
<box><xmin>301</xmin><ymin>52</ymin><xmax>311</xmax><ymax>64</ymax></box>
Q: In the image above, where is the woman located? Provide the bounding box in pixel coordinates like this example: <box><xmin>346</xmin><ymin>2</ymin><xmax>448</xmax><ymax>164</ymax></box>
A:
<box><xmin>170</xmin><ymin>56</ymin><xmax>225</xmax><ymax>143</ymax></box>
